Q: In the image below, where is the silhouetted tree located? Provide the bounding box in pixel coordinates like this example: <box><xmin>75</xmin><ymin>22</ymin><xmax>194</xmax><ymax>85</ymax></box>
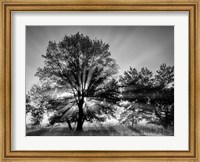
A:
<box><xmin>151</xmin><ymin>64</ymin><xmax>174</xmax><ymax>128</ymax></box>
<box><xmin>34</xmin><ymin>33</ymin><xmax>119</xmax><ymax>131</ymax></box>
<box><xmin>119</xmin><ymin>67</ymin><xmax>154</xmax><ymax>126</ymax></box>
<box><xmin>119</xmin><ymin>64</ymin><xmax>174</xmax><ymax>128</ymax></box>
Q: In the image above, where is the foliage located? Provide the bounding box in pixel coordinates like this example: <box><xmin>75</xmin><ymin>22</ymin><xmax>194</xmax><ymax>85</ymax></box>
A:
<box><xmin>151</xmin><ymin>64</ymin><xmax>174</xmax><ymax>128</ymax></box>
<box><xmin>31</xmin><ymin>32</ymin><xmax>119</xmax><ymax>131</ymax></box>
<box><xmin>26</xmin><ymin>83</ymin><xmax>49</xmax><ymax>125</ymax></box>
<box><xmin>119</xmin><ymin>64</ymin><xmax>174</xmax><ymax>128</ymax></box>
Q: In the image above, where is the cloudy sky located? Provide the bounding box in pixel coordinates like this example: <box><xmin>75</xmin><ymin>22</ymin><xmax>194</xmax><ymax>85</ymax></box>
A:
<box><xmin>26</xmin><ymin>26</ymin><xmax>174</xmax><ymax>92</ymax></box>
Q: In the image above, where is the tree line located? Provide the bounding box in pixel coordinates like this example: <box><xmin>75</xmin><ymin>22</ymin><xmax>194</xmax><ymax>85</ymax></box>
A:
<box><xmin>26</xmin><ymin>32</ymin><xmax>174</xmax><ymax>132</ymax></box>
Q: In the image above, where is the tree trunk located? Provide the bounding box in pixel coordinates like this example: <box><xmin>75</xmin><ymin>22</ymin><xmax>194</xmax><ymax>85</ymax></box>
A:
<box><xmin>67</xmin><ymin>120</ymin><xmax>72</xmax><ymax>130</ymax></box>
<box><xmin>132</xmin><ymin>120</ymin><xmax>134</xmax><ymax>128</ymax></box>
<box><xmin>76</xmin><ymin>98</ymin><xmax>84</xmax><ymax>131</ymax></box>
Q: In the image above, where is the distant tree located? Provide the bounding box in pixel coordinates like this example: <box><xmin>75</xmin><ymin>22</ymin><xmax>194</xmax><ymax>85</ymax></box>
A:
<box><xmin>119</xmin><ymin>67</ymin><xmax>154</xmax><ymax>127</ymax></box>
<box><xmin>119</xmin><ymin>64</ymin><xmax>174</xmax><ymax>128</ymax></box>
<box><xmin>34</xmin><ymin>32</ymin><xmax>119</xmax><ymax>131</ymax></box>
<box><xmin>155</xmin><ymin>63</ymin><xmax>174</xmax><ymax>88</ymax></box>
<box><xmin>26</xmin><ymin>83</ymin><xmax>49</xmax><ymax>126</ymax></box>
<box><xmin>120</xmin><ymin>67</ymin><xmax>153</xmax><ymax>102</ymax></box>
<box><xmin>150</xmin><ymin>64</ymin><xmax>174</xmax><ymax>128</ymax></box>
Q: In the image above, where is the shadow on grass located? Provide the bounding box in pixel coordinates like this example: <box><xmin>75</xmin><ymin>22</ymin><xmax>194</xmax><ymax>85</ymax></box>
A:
<box><xmin>26</xmin><ymin>124</ymin><xmax>174</xmax><ymax>136</ymax></box>
<box><xmin>128</xmin><ymin>124</ymin><xmax>174</xmax><ymax>136</ymax></box>
<box><xmin>26</xmin><ymin>126</ymin><xmax>119</xmax><ymax>136</ymax></box>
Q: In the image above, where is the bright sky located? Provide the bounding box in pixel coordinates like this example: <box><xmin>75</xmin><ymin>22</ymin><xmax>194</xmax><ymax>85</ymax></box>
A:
<box><xmin>26</xmin><ymin>26</ymin><xmax>174</xmax><ymax>93</ymax></box>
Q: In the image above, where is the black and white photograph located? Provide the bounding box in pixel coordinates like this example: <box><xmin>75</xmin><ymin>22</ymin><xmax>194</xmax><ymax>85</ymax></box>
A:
<box><xmin>26</xmin><ymin>26</ymin><xmax>174</xmax><ymax>136</ymax></box>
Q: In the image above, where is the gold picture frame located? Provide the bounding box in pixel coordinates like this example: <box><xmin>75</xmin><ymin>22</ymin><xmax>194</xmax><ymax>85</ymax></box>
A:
<box><xmin>0</xmin><ymin>0</ymin><xmax>199</xmax><ymax>161</ymax></box>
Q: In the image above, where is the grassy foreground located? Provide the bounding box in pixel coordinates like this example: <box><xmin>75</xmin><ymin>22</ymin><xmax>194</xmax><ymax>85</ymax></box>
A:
<box><xmin>26</xmin><ymin>122</ymin><xmax>174</xmax><ymax>136</ymax></box>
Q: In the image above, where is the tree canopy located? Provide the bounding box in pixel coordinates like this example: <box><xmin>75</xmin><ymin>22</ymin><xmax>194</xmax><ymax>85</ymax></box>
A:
<box><xmin>33</xmin><ymin>32</ymin><xmax>120</xmax><ymax>131</ymax></box>
<box><xmin>119</xmin><ymin>64</ymin><xmax>174</xmax><ymax>128</ymax></box>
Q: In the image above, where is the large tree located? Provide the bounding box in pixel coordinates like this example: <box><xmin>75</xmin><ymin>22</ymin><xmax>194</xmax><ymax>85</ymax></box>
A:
<box><xmin>35</xmin><ymin>32</ymin><xmax>119</xmax><ymax>131</ymax></box>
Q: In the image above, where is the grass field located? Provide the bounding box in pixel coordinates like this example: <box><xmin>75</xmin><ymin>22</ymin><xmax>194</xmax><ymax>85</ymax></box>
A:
<box><xmin>26</xmin><ymin>121</ymin><xmax>174</xmax><ymax>136</ymax></box>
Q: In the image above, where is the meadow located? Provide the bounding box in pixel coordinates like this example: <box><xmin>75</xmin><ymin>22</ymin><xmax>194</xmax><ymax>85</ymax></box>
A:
<box><xmin>26</xmin><ymin>120</ymin><xmax>174</xmax><ymax>136</ymax></box>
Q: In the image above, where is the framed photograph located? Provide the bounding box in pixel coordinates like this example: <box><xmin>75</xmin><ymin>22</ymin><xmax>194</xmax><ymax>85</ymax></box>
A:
<box><xmin>0</xmin><ymin>0</ymin><xmax>199</xmax><ymax>161</ymax></box>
